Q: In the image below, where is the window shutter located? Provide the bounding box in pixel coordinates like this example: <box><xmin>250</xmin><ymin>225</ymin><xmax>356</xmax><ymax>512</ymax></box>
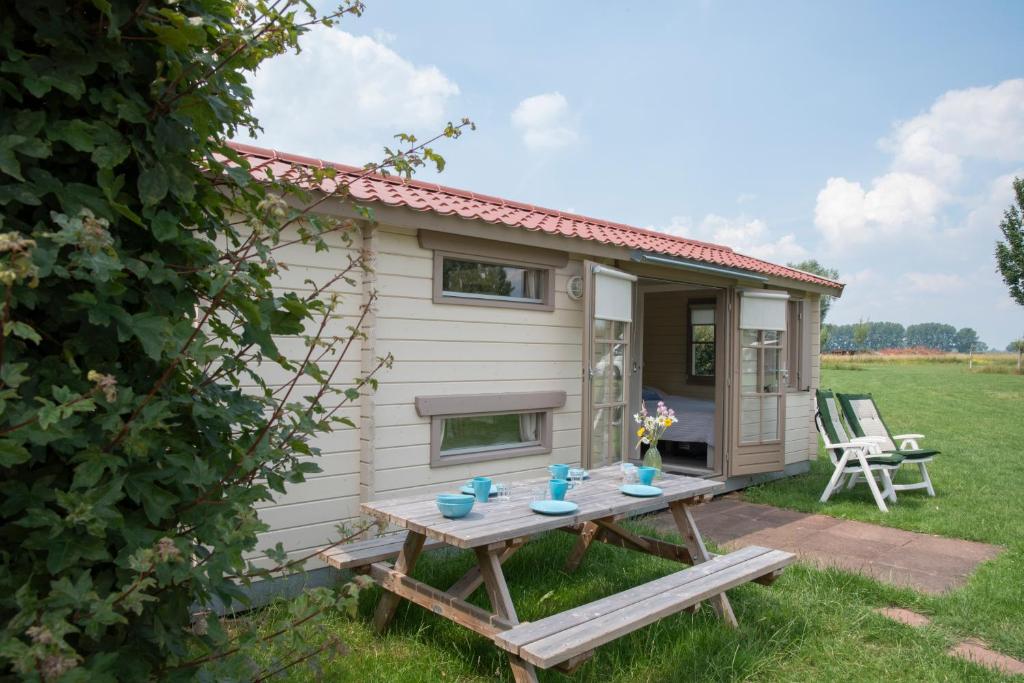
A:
<box><xmin>593</xmin><ymin>266</ymin><xmax>636</xmax><ymax>322</ymax></box>
<box><xmin>739</xmin><ymin>290</ymin><xmax>789</xmax><ymax>331</ymax></box>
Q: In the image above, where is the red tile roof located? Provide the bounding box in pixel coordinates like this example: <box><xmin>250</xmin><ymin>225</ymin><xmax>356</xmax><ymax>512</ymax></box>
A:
<box><xmin>226</xmin><ymin>142</ymin><xmax>843</xmax><ymax>291</ymax></box>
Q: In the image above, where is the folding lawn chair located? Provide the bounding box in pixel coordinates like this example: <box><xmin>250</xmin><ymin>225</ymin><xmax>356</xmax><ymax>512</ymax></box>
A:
<box><xmin>836</xmin><ymin>393</ymin><xmax>938</xmax><ymax>497</ymax></box>
<box><xmin>815</xmin><ymin>389</ymin><xmax>902</xmax><ymax>512</ymax></box>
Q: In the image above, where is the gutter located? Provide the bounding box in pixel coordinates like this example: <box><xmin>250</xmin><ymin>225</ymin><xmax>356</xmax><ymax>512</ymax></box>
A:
<box><xmin>630</xmin><ymin>251</ymin><xmax>769</xmax><ymax>283</ymax></box>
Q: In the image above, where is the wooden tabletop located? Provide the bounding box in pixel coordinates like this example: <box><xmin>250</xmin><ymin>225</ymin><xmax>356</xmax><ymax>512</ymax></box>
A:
<box><xmin>361</xmin><ymin>466</ymin><xmax>724</xmax><ymax>550</ymax></box>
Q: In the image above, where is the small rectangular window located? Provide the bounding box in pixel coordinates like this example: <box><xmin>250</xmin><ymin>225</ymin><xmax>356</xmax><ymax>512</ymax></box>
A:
<box><xmin>440</xmin><ymin>412</ymin><xmax>543</xmax><ymax>457</ymax></box>
<box><xmin>687</xmin><ymin>302</ymin><xmax>716</xmax><ymax>384</ymax></box>
<box><xmin>441</xmin><ymin>257</ymin><xmax>546</xmax><ymax>304</ymax></box>
<box><xmin>415</xmin><ymin>391</ymin><xmax>567</xmax><ymax>467</ymax></box>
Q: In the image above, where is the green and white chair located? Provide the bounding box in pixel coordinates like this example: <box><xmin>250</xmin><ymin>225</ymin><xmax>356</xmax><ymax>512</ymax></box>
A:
<box><xmin>836</xmin><ymin>393</ymin><xmax>938</xmax><ymax>497</ymax></box>
<box><xmin>815</xmin><ymin>389</ymin><xmax>902</xmax><ymax>512</ymax></box>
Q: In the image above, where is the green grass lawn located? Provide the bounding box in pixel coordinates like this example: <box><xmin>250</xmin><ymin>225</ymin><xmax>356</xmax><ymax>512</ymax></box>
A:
<box><xmin>255</xmin><ymin>362</ymin><xmax>1021</xmax><ymax>681</ymax></box>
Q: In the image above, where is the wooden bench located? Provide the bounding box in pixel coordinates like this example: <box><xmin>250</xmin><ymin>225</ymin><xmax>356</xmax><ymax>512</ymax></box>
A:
<box><xmin>494</xmin><ymin>545</ymin><xmax>794</xmax><ymax>669</ymax></box>
<box><xmin>317</xmin><ymin>532</ymin><xmax>445</xmax><ymax>571</ymax></box>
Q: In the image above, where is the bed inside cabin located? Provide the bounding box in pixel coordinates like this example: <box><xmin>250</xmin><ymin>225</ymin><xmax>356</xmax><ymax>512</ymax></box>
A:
<box><xmin>639</xmin><ymin>286</ymin><xmax>722</xmax><ymax>475</ymax></box>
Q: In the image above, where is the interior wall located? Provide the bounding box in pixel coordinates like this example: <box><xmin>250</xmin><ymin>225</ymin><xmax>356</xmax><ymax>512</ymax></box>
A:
<box><xmin>641</xmin><ymin>290</ymin><xmax>717</xmax><ymax>400</ymax></box>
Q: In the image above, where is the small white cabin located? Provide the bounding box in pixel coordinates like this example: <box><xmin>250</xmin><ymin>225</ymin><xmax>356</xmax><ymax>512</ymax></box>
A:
<box><xmin>231</xmin><ymin>143</ymin><xmax>844</xmax><ymax>574</ymax></box>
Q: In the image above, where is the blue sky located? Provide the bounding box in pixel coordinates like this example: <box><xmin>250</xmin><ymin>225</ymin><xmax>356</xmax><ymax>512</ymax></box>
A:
<box><xmin>246</xmin><ymin>1</ymin><xmax>1024</xmax><ymax>348</ymax></box>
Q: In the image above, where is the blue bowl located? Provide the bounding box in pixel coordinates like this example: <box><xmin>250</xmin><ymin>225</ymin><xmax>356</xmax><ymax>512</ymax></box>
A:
<box><xmin>436</xmin><ymin>494</ymin><xmax>475</xmax><ymax>519</ymax></box>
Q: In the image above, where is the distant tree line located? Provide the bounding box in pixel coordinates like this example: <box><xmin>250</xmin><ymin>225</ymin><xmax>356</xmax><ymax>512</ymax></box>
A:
<box><xmin>822</xmin><ymin>322</ymin><xmax>987</xmax><ymax>353</ymax></box>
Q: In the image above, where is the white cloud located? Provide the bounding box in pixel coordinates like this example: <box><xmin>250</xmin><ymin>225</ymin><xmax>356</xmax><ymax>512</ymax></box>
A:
<box><xmin>815</xmin><ymin>172</ymin><xmax>946</xmax><ymax>246</ymax></box>
<box><xmin>511</xmin><ymin>92</ymin><xmax>580</xmax><ymax>151</ymax></box>
<box><xmin>901</xmin><ymin>272</ymin><xmax>966</xmax><ymax>293</ymax></box>
<box><xmin>247</xmin><ymin>26</ymin><xmax>459</xmax><ymax>163</ymax></box>
<box><xmin>814</xmin><ymin>78</ymin><xmax>1024</xmax><ymax>249</ymax></box>
<box><xmin>736</xmin><ymin>193</ymin><xmax>757</xmax><ymax>204</ymax></box>
<box><xmin>884</xmin><ymin>80</ymin><xmax>1024</xmax><ymax>183</ymax></box>
<box><xmin>660</xmin><ymin>214</ymin><xmax>809</xmax><ymax>262</ymax></box>
<box><xmin>963</xmin><ymin>169</ymin><xmax>1024</xmax><ymax>233</ymax></box>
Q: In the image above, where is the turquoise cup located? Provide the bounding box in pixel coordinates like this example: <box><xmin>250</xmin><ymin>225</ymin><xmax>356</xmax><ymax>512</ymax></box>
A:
<box><xmin>471</xmin><ymin>476</ymin><xmax>492</xmax><ymax>502</ymax></box>
<box><xmin>637</xmin><ymin>466</ymin><xmax>658</xmax><ymax>486</ymax></box>
<box><xmin>549</xmin><ymin>478</ymin><xmax>569</xmax><ymax>501</ymax></box>
<box><xmin>549</xmin><ymin>463</ymin><xmax>570</xmax><ymax>480</ymax></box>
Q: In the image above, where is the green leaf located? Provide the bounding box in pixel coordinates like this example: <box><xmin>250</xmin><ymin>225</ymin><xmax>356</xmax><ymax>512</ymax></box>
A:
<box><xmin>0</xmin><ymin>362</ymin><xmax>29</xmax><ymax>388</ymax></box>
<box><xmin>150</xmin><ymin>211</ymin><xmax>179</xmax><ymax>242</ymax></box>
<box><xmin>50</xmin><ymin>120</ymin><xmax>97</xmax><ymax>152</ymax></box>
<box><xmin>4</xmin><ymin>321</ymin><xmax>42</xmax><ymax>344</ymax></box>
<box><xmin>0</xmin><ymin>136</ymin><xmax>25</xmax><ymax>180</ymax></box>
<box><xmin>140</xmin><ymin>485</ymin><xmax>178</xmax><ymax>525</ymax></box>
<box><xmin>0</xmin><ymin>442</ymin><xmax>30</xmax><ymax>467</ymax></box>
<box><xmin>129</xmin><ymin>312</ymin><xmax>168</xmax><ymax>360</ymax></box>
<box><xmin>138</xmin><ymin>166</ymin><xmax>169</xmax><ymax>205</ymax></box>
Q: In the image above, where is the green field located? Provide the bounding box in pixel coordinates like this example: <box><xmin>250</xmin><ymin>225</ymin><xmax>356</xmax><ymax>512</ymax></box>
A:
<box><xmin>255</xmin><ymin>362</ymin><xmax>1022</xmax><ymax>682</ymax></box>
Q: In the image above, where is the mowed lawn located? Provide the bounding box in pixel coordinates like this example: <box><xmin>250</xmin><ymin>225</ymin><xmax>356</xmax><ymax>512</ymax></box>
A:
<box><xmin>257</xmin><ymin>362</ymin><xmax>1022</xmax><ymax>682</ymax></box>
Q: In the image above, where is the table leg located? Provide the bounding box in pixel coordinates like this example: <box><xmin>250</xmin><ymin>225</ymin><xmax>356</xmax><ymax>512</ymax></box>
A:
<box><xmin>448</xmin><ymin>539</ymin><xmax>524</xmax><ymax>600</ymax></box>
<box><xmin>372</xmin><ymin>530</ymin><xmax>426</xmax><ymax>633</ymax></box>
<box><xmin>474</xmin><ymin>546</ymin><xmax>539</xmax><ymax>683</ymax></box>
<box><xmin>563</xmin><ymin>521</ymin><xmax>599</xmax><ymax>572</ymax></box>
<box><xmin>669</xmin><ymin>500</ymin><xmax>738</xmax><ymax>628</ymax></box>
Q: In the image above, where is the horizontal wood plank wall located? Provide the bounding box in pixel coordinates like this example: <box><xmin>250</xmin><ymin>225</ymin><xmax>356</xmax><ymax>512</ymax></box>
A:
<box><xmin>372</xmin><ymin>225</ymin><xmax>584</xmax><ymax>499</ymax></box>
<box><xmin>244</xmin><ymin>224</ymin><xmax>366</xmax><ymax>571</ymax></box>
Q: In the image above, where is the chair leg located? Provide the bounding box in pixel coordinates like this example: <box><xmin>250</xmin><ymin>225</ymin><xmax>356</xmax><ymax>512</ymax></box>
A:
<box><xmin>846</xmin><ymin>472</ymin><xmax>860</xmax><ymax>490</ymax></box>
<box><xmin>821</xmin><ymin>465</ymin><xmax>846</xmax><ymax>503</ymax></box>
<box><xmin>861</xmin><ymin>465</ymin><xmax>889</xmax><ymax>513</ymax></box>
<box><xmin>880</xmin><ymin>468</ymin><xmax>897</xmax><ymax>502</ymax></box>
<box><xmin>919</xmin><ymin>462</ymin><xmax>936</xmax><ymax>496</ymax></box>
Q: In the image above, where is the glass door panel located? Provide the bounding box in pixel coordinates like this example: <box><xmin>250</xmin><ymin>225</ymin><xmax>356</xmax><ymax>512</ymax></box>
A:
<box><xmin>738</xmin><ymin>329</ymin><xmax>784</xmax><ymax>444</ymax></box>
<box><xmin>586</xmin><ymin>265</ymin><xmax>634</xmax><ymax>468</ymax></box>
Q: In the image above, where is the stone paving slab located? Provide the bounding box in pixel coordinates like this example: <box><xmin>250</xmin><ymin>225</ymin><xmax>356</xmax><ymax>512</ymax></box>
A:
<box><xmin>949</xmin><ymin>639</ymin><xmax>1024</xmax><ymax>676</ymax></box>
<box><xmin>648</xmin><ymin>498</ymin><xmax>1002</xmax><ymax>594</ymax></box>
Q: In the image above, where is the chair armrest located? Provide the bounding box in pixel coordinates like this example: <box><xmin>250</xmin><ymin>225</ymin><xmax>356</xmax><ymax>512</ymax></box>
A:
<box><xmin>893</xmin><ymin>433</ymin><xmax>924</xmax><ymax>440</ymax></box>
<box><xmin>853</xmin><ymin>436</ymin><xmax>888</xmax><ymax>443</ymax></box>
<box><xmin>832</xmin><ymin>441</ymin><xmax>881</xmax><ymax>453</ymax></box>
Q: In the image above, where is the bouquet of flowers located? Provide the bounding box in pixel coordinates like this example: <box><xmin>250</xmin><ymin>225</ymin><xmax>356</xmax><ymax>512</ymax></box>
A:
<box><xmin>634</xmin><ymin>401</ymin><xmax>676</xmax><ymax>450</ymax></box>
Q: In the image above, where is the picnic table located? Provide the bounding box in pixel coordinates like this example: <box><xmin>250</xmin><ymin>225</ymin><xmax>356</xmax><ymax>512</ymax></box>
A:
<box><xmin>317</xmin><ymin>466</ymin><xmax>794</xmax><ymax>682</ymax></box>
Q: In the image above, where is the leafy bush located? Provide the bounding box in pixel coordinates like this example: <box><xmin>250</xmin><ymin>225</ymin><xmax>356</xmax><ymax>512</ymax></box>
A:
<box><xmin>0</xmin><ymin>1</ymin><xmax>469</xmax><ymax>679</ymax></box>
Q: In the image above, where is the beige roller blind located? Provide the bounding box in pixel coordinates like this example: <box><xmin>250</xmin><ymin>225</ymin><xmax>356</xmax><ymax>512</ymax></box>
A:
<box><xmin>739</xmin><ymin>290</ymin><xmax>789</xmax><ymax>331</ymax></box>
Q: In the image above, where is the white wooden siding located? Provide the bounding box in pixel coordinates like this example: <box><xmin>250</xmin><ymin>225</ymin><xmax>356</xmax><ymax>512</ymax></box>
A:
<box><xmin>248</xmin><ymin>224</ymin><xmax>365</xmax><ymax>568</ymax></box>
<box><xmin>370</xmin><ymin>226</ymin><xmax>585</xmax><ymax>499</ymax></box>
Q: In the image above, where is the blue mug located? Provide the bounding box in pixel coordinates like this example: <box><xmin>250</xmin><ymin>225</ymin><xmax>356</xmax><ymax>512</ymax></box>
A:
<box><xmin>637</xmin><ymin>466</ymin><xmax>658</xmax><ymax>486</ymax></box>
<box><xmin>472</xmin><ymin>476</ymin><xmax>492</xmax><ymax>502</ymax></box>
<box><xmin>549</xmin><ymin>463</ymin><xmax>570</xmax><ymax>480</ymax></box>
<box><xmin>549</xmin><ymin>478</ymin><xmax>569</xmax><ymax>501</ymax></box>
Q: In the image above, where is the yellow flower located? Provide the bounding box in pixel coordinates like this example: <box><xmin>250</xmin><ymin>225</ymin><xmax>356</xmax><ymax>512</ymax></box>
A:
<box><xmin>636</xmin><ymin>428</ymin><xmax>645</xmax><ymax>437</ymax></box>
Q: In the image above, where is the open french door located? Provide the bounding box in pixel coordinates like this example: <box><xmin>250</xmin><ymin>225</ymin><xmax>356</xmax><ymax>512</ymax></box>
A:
<box><xmin>582</xmin><ymin>263</ymin><xmax>637</xmax><ymax>468</ymax></box>
<box><xmin>730</xmin><ymin>290</ymin><xmax>787</xmax><ymax>476</ymax></box>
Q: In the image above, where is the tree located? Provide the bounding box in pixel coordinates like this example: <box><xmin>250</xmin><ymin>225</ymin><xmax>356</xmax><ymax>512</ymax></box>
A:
<box><xmin>788</xmin><ymin>259</ymin><xmax>840</xmax><ymax>322</ymax></box>
<box><xmin>954</xmin><ymin>327</ymin><xmax>981</xmax><ymax>353</ymax></box>
<box><xmin>853</xmin><ymin>319</ymin><xmax>871</xmax><ymax>351</ymax></box>
<box><xmin>995</xmin><ymin>177</ymin><xmax>1024</xmax><ymax>307</ymax></box>
<box><xmin>865</xmin><ymin>322</ymin><xmax>905</xmax><ymax>350</ymax></box>
<box><xmin>0</xmin><ymin>1</ymin><xmax>472</xmax><ymax>679</ymax></box>
<box><xmin>1009</xmin><ymin>339</ymin><xmax>1024</xmax><ymax>370</ymax></box>
<box><xmin>905</xmin><ymin>323</ymin><xmax>958</xmax><ymax>351</ymax></box>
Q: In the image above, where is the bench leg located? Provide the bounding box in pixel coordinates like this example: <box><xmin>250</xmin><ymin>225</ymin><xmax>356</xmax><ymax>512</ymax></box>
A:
<box><xmin>475</xmin><ymin>547</ymin><xmax>539</xmax><ymax>683</ymax></box>
<box><xmin>669</xmin><ymin>501</ymin><xmax>738</xmax><ymax>628</ymax></box>
<box><xmin>372</xmin><ymin>530</ymin><xmax>426</xmax><ymax>633</ymax></box>
<box><xmin>563</xmin><ymin>521</ymin><xmax>599</xmax><ymax>573</ymax></box>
